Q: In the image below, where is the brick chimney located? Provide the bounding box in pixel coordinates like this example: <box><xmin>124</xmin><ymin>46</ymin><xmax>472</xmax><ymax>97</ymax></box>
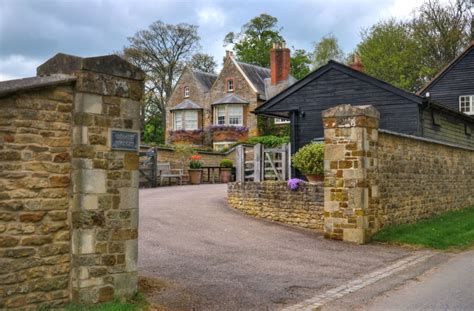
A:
<box><xmin>270</xmin><ymin>42</ymin><xmax>291</xmax><ymax>85</ymax></box>
<box><xmin>349</xmin><ymin>54</ymin><xmax>364</xmax><ymax>72</ymax></box>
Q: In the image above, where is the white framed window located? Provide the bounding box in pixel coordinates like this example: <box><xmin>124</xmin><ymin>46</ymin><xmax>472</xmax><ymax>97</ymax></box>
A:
<box><xmin>213</xmin><ymin>105</ymin><xmax>244</xmax><ymax>126</ymax></box>
<box><xmin>216</xmin><ymin>106</ymin><xmax>226</xmax><ymax>125</ymax></box>
<box><xmin>227</xmin><ymin>79</ymin><xmax>234</xmax><ymax>92</ymax></box>
<box><xmin>184</xmin><ymin>86</ymin><xmax>190</xmax><ymax>98</ymax></box>
<box><xmin>274</xmin><ymin>118</ymin><xmax>290</xmax><ymax>124</ymax></box>
<box><xmin>174</xmin><ymin>110</ymin><xmax>198</xmax><ymax>130</ymax></box>
<box><xmin>459</xmin><ymin>95</ymin><xmax>474</xmax><ymax>115</ymax></box>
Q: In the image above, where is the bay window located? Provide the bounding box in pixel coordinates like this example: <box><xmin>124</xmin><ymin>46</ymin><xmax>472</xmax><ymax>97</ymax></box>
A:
<box><xmin>174</xmin><ymin>110</ymin><xmax>198</xmax><ymax>130</ymax></box>
<box><xmin>213</xmin><ymin>105</ymin><xmax>244</xmax><ymax>126</ymax></box>
<box><xmin>459</xmin><ymin>95</ymin><xmax>473</xmax><ymax>115</ymax></box>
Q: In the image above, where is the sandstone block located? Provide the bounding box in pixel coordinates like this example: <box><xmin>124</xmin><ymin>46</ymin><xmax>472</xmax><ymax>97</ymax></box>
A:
<box><xmin>75</xmin><ymin>93</ymin><xmax>103</xmax><ymax>114</ymax></box>
<box><xmin>123</xmin><ymin>153</ymin><xmax>139</xmax><ymax>170</ymax></box>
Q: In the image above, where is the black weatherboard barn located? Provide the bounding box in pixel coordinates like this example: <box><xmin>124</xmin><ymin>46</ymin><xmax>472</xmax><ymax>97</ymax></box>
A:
<box><xmin>254</xmin><ymin>45</ymin><xmax>474</xmax><ymax>152</ymax></box>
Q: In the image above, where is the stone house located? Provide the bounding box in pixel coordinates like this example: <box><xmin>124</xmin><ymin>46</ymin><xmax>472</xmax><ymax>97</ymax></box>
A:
<box><xmin>165</xmin><ymin>43</ymin><xmax>295</xmax><ymax>151</ymax></box>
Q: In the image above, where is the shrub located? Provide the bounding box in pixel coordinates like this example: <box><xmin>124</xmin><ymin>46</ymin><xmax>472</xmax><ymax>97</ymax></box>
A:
<box><xmin>220</xmin><ymin>159</ymin><xmax>233</xmax><ymax>168</ymax></box>
<box><xmin>292</xmin><ymin>143</ymin><xmax>324</xmax><ymax>175</ymax></box>
<box><xmin>246</xmin><ymin>135</ymin><xmax>290</xmax><ymax>148</ymax></box>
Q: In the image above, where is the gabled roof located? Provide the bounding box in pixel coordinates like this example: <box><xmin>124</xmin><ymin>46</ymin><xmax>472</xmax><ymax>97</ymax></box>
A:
<box><xmin>192</xmin><ymin>70</ymin><xmax>217</xmax><ymax>92</ymax></box>
<box><xmin>0</xmin><ymin>74</ymin><xmax>76</xmax><ymax>97</ymax></box>
<box><xmin>255</xmin><ymin>60</ymin><xmax>423</xmax><ymax>114</ymax></box>
<box><xmin>235</xmin><ymin>61</ymin><xmax>271</xmax><ymax>97</ymax></box>
<box><xmin>418</xmin><ymin>42</ymin><xmax>474</xmax><ymax>95</ymax></box>
<box><xmin>212</xmin><ymin>93</ymin><xmax>250</xmax><ymax>105</ymax></box>
<box><xmin>170</xmin><ymin>99</ymin><xmax>203</xmax><ymax>111</ymax></box>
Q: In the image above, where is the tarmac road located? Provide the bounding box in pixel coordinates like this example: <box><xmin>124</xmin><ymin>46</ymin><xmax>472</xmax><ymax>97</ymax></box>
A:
<box><xmin>139</xmin><ymin>184</ymin><xmax>411</xmax><ymax>310</ymax></box>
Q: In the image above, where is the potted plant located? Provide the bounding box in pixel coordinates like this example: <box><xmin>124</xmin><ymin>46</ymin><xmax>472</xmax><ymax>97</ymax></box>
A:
<box><xmin>292</xmin><ymin>143</ymin><xmax>324</xmax><ymax>183</ymax></box>
<box><xmin>219</xmin><ymin>159</ymin><xmax>233</xmax><ymax>183</ymax></box>
<box><xmin>188</xmin><ymin>154</ymin><xmax>203</xmax><ymax>185</ymax></box>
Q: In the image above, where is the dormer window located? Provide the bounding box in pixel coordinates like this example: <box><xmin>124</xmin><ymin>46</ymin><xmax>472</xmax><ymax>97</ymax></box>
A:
<box><xmin>459</xmin><ymin>95</ymin><xmax>473</xmax><ymax>115</ymax></box>
<box><xmin>227</xmin><ymin>79</ymin><xmax>234</xmax><ymax>92</ymax></box>
<box><xmin>184</xmin><ymin>86</ymin><xmax>190</xmax><ymax>98</ymax></box>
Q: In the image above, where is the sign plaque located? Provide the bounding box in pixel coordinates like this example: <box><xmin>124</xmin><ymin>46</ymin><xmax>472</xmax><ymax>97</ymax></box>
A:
<box><xmin>110</xmin><ymin>129</ymin><xmax>139</xmax><ymax>151</ymax></box>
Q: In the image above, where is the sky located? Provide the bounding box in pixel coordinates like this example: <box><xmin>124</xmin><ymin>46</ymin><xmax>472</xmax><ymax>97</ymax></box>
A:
<box><xmin>0</xmin><ymin>0</ymin><xmax>436</xmax><ymax>81</ymax></box>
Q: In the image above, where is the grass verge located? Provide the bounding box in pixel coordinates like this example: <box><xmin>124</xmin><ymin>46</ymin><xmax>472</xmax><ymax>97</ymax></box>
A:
<box><xmin>372</xmin><ymin>206</ymin><xmax>474</xmax><ymax>250</ymax></box>
<box><xmin>63</xmin><ymin>292</ymin><xmax>148</xmax><ymax>311</ymax></box>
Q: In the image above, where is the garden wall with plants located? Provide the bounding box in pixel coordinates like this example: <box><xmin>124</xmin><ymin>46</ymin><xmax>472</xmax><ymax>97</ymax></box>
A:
<box><xmin>227</xmin><ymin>181</ymin><xmax>324</xmax><ymax>231</ymax></box>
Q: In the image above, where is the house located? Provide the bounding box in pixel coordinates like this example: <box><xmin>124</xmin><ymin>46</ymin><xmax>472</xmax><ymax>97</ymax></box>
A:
<box><xmin>254</xmin><ymin>52</ymin><xmax>474</xmax><ymax>155</ymax></box>
<box><xmin>165</xmin><ymin>43</ymin><xmax>295</xmax><ymax>150</ymax></box>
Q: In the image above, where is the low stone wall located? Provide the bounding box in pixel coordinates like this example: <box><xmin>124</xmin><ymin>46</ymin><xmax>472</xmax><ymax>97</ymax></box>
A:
<box><xmin>227</xmin><ymin>181</ymin><xmax>324</xmax><ymax>231</ymax></box>
<box><xmin>373</xmin><ymin>131</ymin><xmax>474</xmax><ymax>228</ymax></box>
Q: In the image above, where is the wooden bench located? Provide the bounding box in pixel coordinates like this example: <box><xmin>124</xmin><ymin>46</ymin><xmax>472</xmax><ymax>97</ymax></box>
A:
<box><xmin>157</xmin><ymin>162</ymin><xmax>183</xmax><ymax>186</ymax></box>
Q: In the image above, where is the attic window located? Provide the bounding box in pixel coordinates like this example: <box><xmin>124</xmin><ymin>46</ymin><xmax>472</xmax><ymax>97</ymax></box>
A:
<box><xmin>184</xmin><ymin>86</ymin><xmax>190</xmax><ymax>98</ymax></box>
<box><xmin>459</xmin><ymin>95</ymin><xmax>473</xmax><ymax>115</ymax></box>
<box><xmin>227</xmin><ymin>79</ymin><xmax>234</xmax><ymax>92</ymax></box>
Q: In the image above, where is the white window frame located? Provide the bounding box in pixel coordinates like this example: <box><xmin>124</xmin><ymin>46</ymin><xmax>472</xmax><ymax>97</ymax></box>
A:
<box><xmin>459</xmin><ymin>95</ymin><xmax>474</xmax><ymax>115</ymax></box>
<box><xmin>274</xmin><ymin>118</ymin><xmax>290</xmax><ymax>124</ymax></box>
<box><xmin>184</xmin><ymin>86</ymin><xmax>190</xmax><ymax>98</ymax></box>
<box><xmin>227</xmin><ymin>79</ymin><xmax>234</xmax><ymax>92</ymax></box>
<box><xmin>213</xmin><ymin>105</ymin><xmax>244</xmax><ymax>126</ymax></box>
<box><xmin>173</xmin><ymin>110</ymin><xmax>198</xmax><ymax>130</ymax></box>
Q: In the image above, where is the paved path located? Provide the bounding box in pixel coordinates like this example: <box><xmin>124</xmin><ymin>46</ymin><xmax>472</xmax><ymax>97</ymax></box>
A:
<box><xmin>366</xmin><ymin>251</ymin><xmax>474</xmax><ymax>310</ymax></box>
<box><xmin>139</xmin><ymin>184</ymin><xmax>411</xmax><ymax>310</ymax></box>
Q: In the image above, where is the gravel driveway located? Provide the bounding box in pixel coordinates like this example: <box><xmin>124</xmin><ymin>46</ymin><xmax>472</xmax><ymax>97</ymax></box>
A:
<box><xmin>139</xmin><ymin>184</ymin><xmax>410</xmax><ymax>310</ymax></box>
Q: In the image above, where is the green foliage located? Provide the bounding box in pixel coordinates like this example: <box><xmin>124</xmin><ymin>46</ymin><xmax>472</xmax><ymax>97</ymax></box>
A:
<box><xmin>246</xmin><ymin>135</ymin><xmax>290</xmax><ymax>148</ymax></box>
<box><xmin>189</xmin><ymin>53</ymin><xmax>217</xmax><ymax>73</ymax></box>
<box><xmin>373</xmin><ymin>206</ymin><xmax>474</xmax><ymax>250</ymax></box>
<box><xmin>64</xmin><ymin>293</ymin><xmax>148</xmax><ymax>311</ymax></box>
<box><xmin>142</xmin><ymin>114</ymin><xmax>165</xmax><ymax>145</ymax></box>
<box><xmin>174</xmin><ymin>143</ymin><xmax>194</xmax><ymax>168</ymax></box>
<box><xmin>313</xmin><ymin>34</ymin><xmax>344</xmax><ymax>68</ymax></box>
<box><xmin>224</xmin><ymin>13</ymin><xmax>283</xmax><ymax>68</ymax></box>
<box><xmin>292</xmin><ymin>143</ymin><xmax>324</xmax><ymax>175</ymax></box>
<box><xmin>290</xmin><ymin>48</ymin><xmax>312</xmax><ymax>79</ymax></box>
<box><xmin>357</xmin><ymin>1</ymin><xmax>472</xmax><ymax>92</ymax></box>
<box><xmin>358</xmin><ymin>19</ymin><xmax>427</xmax><ymax>92</ymax></box>
<box><xmin>219</xmin><ymin>159</ymin><xmax>233</xmax><ymax>168</ymax></box>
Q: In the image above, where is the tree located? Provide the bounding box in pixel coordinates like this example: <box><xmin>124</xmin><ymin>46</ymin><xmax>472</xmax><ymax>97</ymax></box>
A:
<box><xmin>290</xmin><ymin>48</ymin><xmax>312</xmax><ymax>79</ymax></box>
<box><xmin>189</xmin><ymin>53</ymin><xmax>217</xmax><ymax>73</ymax></box>
<box><xmin>357</xmin><ymin>19</ymin><xmax>426</xmax><ymax>91</ymax></box>
<box><xmin>313</xmin><ymin>34</ymin><xmax>344</xmax><ymax>68</ymax></box>
<box><xmin>224</xmin><ymin>13</ymin><xmax>284</xmax><ymax>67</ymax></box>
<box><xmin>123</xmin><ymin>21</ymin><xmax>201</xmax><ymax>143</ymax></box>
<box><xmin>411</xmin><ymin>0</ymin><xmax>472</xmax><ymax>75</ymax></box>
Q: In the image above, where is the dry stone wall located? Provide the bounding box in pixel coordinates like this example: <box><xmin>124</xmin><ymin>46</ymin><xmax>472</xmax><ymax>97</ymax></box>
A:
<box><xmin>373</xmin><ymin>131</ymin><xmax>474</xmax><ymax>228</ymax></box>
<box><xmin>0</xmin><ymin>53</ymin><xmax>144</xmax><ymax>309</ymax></box>
<box><xmin>227</xmin><ymin>181</ymin><xmax>324</xmax><ymax>231</ymax></box>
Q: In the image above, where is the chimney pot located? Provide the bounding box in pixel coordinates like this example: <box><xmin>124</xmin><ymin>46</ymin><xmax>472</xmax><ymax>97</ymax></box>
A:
<box><xmin>349</xmin><ymin>54</ymin><xmax>364</xmax><ymax>72</ymax></box>
<box><xmin>226</xmin><ymin>50</ymin><xmax>234</xmax><ymax>58</ymax></box>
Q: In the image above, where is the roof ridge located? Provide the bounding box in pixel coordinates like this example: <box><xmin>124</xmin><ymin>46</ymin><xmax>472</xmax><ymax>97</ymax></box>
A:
<box><xmin>192</xmin><ymin>69</ymin><xmax>218</xmax><ymax>77</ymax></box>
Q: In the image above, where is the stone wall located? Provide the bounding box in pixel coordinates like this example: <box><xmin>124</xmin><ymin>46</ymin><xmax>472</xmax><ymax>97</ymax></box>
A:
<box><xmin>322</xmin><ymin>104</ymin><xmax>474</xmax><ymax>244</ymax></box>
<box><xmin>227</xmin><ymin>182</ymin><xmax>324</xmax><ymax>231</ymax></box>
<box><xmin>373</xmin><ymin>131</ymin><xmax>474</xmax><ymax>228</ymax></box>
<box><xmin>0</xmin><ymin>86</ymin><xmax>74</xmax><ymax>308</ymax></box>
<box><xmin>0</xmin><ymin>53</ymin><xmax>143</xmax><ymax>308</ymax></box>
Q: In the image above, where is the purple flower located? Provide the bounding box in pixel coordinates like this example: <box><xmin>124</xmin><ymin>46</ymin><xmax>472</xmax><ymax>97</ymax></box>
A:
<box><xmin>287</xmin><ymin>178</ymin><xmax>304</xmax><ymax>191</ymax></box>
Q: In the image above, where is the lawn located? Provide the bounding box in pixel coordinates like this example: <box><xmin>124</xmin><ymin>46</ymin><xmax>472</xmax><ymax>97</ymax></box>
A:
<box><xmin>372</xmin><ymin>206</ymin><xmax>474</xmax><ymax>250</ymax></box>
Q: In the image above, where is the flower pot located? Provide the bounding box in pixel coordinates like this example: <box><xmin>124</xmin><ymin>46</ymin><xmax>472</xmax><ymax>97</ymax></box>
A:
<box><xmin>188</xmin><ymin>169</ymin><xmax>203</xmax><ymax>185</ymax></box>
<box><xmin>219</xmin><ymin>168</ymin><xmax>232</xmax><ymax>183</ymax></box>
<box><xmin>305</xmin><ymin>174</ymin><xmax>324</xmax><ymax>184</ymax></box>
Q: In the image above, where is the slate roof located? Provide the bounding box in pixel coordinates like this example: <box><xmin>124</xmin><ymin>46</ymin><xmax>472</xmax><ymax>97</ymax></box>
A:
<box><xmin>170</xmin><ymin>99</ymin><xmax>204</xmax><ymax>111</ymax></box>
<box><xmin>0</xmin><ymin>74</ymin><xmax>76</xmax><ymax>97</ymax></box>
<box><xmin>236</xmin><ymin>61</ymin><xmax>271</xmax><ymax>97</ymax></box>
<box><xmin>212</xmin><ymin>93</ymin><xmax>250</xmax><ymax>105</ymax></box>
<box><xmin>193</xmin><ymin>70</ymin><xmax>217</xmax><ymax>92</ymax></box>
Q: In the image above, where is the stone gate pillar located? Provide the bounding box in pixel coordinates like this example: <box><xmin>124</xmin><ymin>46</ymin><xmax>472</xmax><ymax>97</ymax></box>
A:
<box><xmin>38</xmin><ymin>54</ymin><xmax>144</xmax><ymax>303</ymax></box>
<box><xmin>322</xmin><ymin>104</ymin><xmax>379</xmax><ymax>244</ymax></box>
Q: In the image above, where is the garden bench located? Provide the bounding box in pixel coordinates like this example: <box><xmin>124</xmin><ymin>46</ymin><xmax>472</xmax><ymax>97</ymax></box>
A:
<box><xmin>157</xmin><ymin>162</ymin><xmax>183</xmax><ymax>186</ymax></box>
